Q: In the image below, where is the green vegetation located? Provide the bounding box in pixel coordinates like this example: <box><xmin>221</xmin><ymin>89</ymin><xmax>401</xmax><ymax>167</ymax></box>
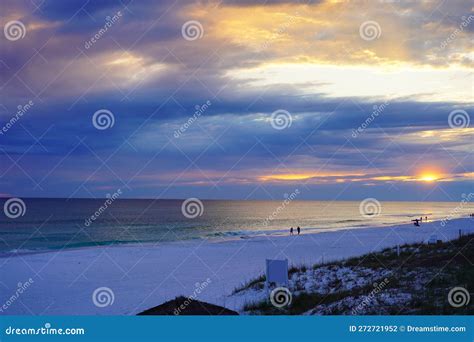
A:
<box><xmin>239</xmin><ymin>234</ymin><xmax>474</xmax><ymax>315</ymax></box>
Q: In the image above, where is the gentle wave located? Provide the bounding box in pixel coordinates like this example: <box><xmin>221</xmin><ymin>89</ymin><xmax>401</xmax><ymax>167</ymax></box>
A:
<box><xmin>1</xmin><ymin>199</ymin><xmax>472</xmax><ymax>256</ymax></box>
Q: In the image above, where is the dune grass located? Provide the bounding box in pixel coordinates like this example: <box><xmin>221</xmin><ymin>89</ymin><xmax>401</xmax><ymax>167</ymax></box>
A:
<box><xmin>239</xmin><ymin>233</ymin><xmax>474</xmax><ymax>315</ymax></box>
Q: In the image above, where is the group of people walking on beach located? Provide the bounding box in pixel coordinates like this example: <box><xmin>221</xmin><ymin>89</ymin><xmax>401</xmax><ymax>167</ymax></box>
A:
<box><xmin>289</xmin><ymin>216</ymin><xmax>434</xmax><ymax>233</ymax></box>
<box><xmin>290</xmin><ymin>226</ymin><xmax>301</xmax><ymax>235</ymax></box>
<box><xmin>412</xmin><ymin>216</ymin><xmax>428</xmax><ymax>227</ymax></box>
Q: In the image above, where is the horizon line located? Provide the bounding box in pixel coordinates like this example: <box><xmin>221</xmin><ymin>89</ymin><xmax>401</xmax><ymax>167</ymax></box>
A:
<box><xmin>0</xmin><ymin>197</ymin><xmax>465</xmax><ymax>203</ymax></box>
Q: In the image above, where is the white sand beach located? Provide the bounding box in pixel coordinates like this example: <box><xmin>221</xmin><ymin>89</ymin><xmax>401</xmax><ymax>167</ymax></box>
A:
<box><xmin>0</xmin><ymin>218</ymin><xmax>472</xmax><ymax>315</ymax></box>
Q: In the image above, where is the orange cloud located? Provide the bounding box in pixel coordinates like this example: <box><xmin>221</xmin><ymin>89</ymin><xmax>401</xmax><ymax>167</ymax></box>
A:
<box><xmin>259</xmin><ymin>172</ymin><xmax>366</xmax><ymax>181</ymax></box>
<box><xmin>257</xmin><ymin>170</ymin><xmax>472</xmax><ymax>185</ymax></box>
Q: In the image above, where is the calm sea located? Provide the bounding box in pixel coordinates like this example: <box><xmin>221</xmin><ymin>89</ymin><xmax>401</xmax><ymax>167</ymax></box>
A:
<box><xmin>0</xmin><ymin>199</ymin><xmax>472</xmax><ymax>255</ymax></box>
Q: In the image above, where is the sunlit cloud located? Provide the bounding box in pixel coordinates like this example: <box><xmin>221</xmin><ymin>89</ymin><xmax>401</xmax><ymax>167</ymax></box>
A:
<box><xmin>259</xmin><ymin>172</ymin><xmax>366</xmax><ymax>181</ymax></box>
<box><xmin>404</xmin><ymin>128</ymin><xmax>474</xmax><ymax>143</ymax></box>
<box><xmin>227</xmin><ymin>63</ymin><xmax>473</xmax><ymax>102</ymax></box>
<box><xmin>257</xmin><ymin>169</ymin><xmax>473</xmax><ymax>185</ymax></box>
<box><xmin>122</xmin><ymin>169</ymin><xmax>473</xmax><ymax>187</ymax></box>
<box><xmin>202</xmin><ymin>0</ymin><xmax>473</xmax><ymax>67</ymax></box>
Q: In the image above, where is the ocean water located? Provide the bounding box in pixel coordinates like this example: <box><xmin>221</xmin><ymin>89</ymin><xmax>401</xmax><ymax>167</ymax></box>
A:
<box><xmin>0</xmin><ymin>198</ymin><xmax>472</xmax><ymax>255</ymax></box>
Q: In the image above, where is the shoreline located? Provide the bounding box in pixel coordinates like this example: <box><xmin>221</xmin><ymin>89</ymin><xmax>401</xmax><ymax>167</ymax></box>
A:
<box><xmin>0</xmin><ymin>217</ymin><xmax>472</xmax><ymax>315</ymax></box>
<box><xmin>0</xmin><ymin>217</ymin><xmax>454</xmax><ymax>258</ymax></box>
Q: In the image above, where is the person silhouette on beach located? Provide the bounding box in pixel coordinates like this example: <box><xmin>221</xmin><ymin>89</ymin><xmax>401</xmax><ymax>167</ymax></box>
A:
<box><xmin>425</xmin><ymin>216</ymin><xmax>428</xmax><ymax>221</ymax></box>
<box><xmin>297</xmin><ymin>226</ymin><xmax>301</xmax><ymax>235</ymax></box>
<box><xmin>290</xmin><ymin>227</ymin><xmax>294</xmax><ymax>235</ymax></box>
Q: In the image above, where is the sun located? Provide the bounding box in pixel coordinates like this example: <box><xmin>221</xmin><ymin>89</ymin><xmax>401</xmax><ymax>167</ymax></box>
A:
<box><xmin>417</xmin><ymin>170</ymin><xmax>443</xmax><ymax>182</ymax></box>
<box><xmin>420</xmin><ymin>174</ymin><xmax>437</xmax><ymax>182</ymax></box>
<box><xmin>415</xmin><ymin>166</ymin><xmax>444</xmax><ymax>183</ymax></box>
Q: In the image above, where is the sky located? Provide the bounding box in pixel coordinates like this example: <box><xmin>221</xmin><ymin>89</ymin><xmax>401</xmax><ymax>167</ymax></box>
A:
<box><xmin>0</xmin><ymin>0</ymin><xmax>473</xmax><ymax>201</ymax></box>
